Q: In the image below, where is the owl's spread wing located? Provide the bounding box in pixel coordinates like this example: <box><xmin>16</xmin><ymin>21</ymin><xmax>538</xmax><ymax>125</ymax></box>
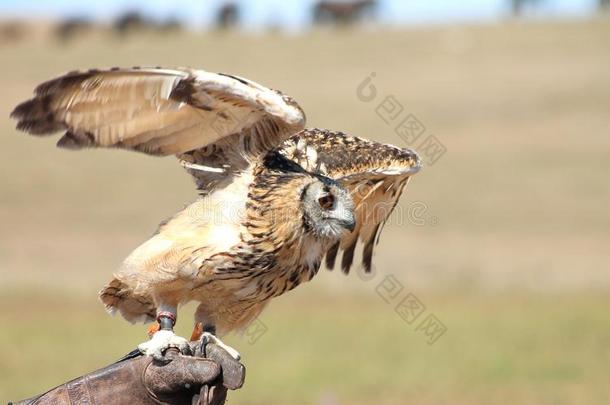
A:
<box><xmin>11</xmin><ymin>67</ymin><xmax>305</xmax><ymax>190</ymax></box>
<box><xmin>280</xmin><ymin>129</ymin><xmax>421</xmax><ymax>274</ymax></box>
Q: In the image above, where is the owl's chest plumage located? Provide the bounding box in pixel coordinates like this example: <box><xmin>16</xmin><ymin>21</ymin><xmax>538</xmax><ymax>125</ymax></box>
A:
<box><xmin>178</xmin><ymin>160</ymin><xmax>326</xmax><ymax>315</ymax></box>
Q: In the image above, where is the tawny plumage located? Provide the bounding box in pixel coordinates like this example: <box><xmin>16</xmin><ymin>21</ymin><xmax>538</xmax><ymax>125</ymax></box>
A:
<box><xmin>11</xmin><ymin>67</ymin><xmax>421</xmax><ymax>357</ymax></box>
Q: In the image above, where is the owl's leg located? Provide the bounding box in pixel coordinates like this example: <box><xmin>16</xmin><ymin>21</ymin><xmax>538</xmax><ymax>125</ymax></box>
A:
<box><xmin>194</xmin><ymin>304</ymin><xmax>241</xmax><ymax>360</ymax></box>
<box><xmin>190</xmin><ymin>322</ymin><xmax>240</xmax><ymax>358</ymax></box>
<box><xmin>199</xmin><ymin>324</ymin><xmax>241</xmax><ymax>360</ymax></box>
<box><xmin>138</xmin><ymin>306</ymin><xmax>190</xmax><ymax>361</ymax></box>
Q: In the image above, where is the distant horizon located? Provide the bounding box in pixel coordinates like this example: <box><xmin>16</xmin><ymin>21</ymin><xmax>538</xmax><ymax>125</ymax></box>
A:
<box><xmin>0</xmin><ymin>0</ymin><xmax>600</xmax><ymax>30</ymax></box>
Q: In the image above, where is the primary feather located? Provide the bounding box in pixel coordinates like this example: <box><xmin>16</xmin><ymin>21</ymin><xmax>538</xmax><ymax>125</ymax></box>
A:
<box><xmin>11</xmin><ymin>66</ymin><xmax>421</xmax><ymax>335</ymax></box>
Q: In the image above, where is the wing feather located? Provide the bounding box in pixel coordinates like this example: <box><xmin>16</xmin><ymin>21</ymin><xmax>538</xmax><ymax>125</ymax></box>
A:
<box><xmin>280</xmin><ymin>129</ymin><xmax>421</xmax><ymax>275</ymax></box>
<box><xmin>11</xmin><ymin>66</ymin><xmax>305</xmax><ymax>190</ymax></box>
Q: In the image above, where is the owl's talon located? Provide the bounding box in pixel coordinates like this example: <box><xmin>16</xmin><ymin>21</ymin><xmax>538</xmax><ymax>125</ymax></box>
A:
<box><xmin>152</xmin><ymin>351</ymin><xmax>173</xmax><ymax>364</ymax></box>
<box><xmin>138</xmin><ymin>330</ymin><xmax>190</xmax><ymax>359</ymax></box>
<box><xmin>200</xmin><ymin>332</ymin><xmax>241</xmax><ymax>360</ymax></box>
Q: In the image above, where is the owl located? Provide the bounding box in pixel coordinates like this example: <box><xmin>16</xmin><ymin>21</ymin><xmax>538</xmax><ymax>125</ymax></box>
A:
<box><xmin>11</xmin><ymin>67</ymin><xmax>421</xmax><ymax>359</ymax></box>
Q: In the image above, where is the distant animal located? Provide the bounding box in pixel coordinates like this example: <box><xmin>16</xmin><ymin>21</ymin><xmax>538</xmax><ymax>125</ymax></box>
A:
<box><xmin>113</xmin><ymin>12</ymin><xmax>150</xmax><ymax>36</ymax></box>
<box><xmin>11</xmin><ymin>67</ymin><xmax>420</xmax><ymax>359</ymax></box>
<box><xmin>113</xmin><ymin>12</ymin><xmax>182</xmax><ymax>36</ymax></box>
<box><xmin>158</xmin><ymin>17</ymin><xmax>183</xmax><ymax>33</ymax></box>
<box><xmin>313</xmin><ymin>0</ymin><xmax>377</xmax><ymax>25</ymax></box>
<box><xmin>216</xmin><ymin>2</ymin><xmax>239</xmax><ymax>30</ymax></box>
<box><xmin>509</xmin><ymin>0</ymin><xmax>544</xmax><ymax>16</ymax></box>
<box><xmin>0</xmin><ymin>21</ymin><xmax>26</xmax><ymax>44</ymax></box>
<box><xmin>55</xmin><ymin>18</ymin><xmax>92</xmax><ymax>43</ymax></box>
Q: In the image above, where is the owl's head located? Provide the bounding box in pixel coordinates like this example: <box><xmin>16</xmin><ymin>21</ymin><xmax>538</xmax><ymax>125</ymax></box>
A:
<box><xmin>301</xmin><ymin>177</ymin><xmax>356</xmax><ymax>240</ymax></box>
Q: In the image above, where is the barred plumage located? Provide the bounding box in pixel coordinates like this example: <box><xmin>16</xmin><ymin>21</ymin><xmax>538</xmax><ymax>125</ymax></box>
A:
<box><xmin>11</xmin><ymin>66</ymin><xmax>421</xmax><ymax>356</ymax></box>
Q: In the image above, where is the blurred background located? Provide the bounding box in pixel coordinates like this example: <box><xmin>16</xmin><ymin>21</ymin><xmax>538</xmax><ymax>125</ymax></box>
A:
<box><xmin>1</xmin><ymin>0</ymin><xmax>609</xmax><ymax>404</ymax></box>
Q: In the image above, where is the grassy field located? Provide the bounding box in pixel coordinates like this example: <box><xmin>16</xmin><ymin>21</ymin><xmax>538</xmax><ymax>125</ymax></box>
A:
<box><xmin>2</xmin><ymin>290</ymin><xmax>609</xmax><ymax>404</ymax></box>
<box><xmin>1</xmin><ymin>18</ymin><xmax>610</xmax><ymax>404</ymax></box>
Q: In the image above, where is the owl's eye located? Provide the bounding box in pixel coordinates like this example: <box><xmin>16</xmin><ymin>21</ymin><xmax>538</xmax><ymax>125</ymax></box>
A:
<box><xmin>318</xmin><ymin>194</ymin><xmax>335</xmax><ymax>210</ymax></box>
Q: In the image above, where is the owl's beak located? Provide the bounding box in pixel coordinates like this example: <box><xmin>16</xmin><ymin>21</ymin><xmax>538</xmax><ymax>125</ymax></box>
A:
<box><xmin>338</xmin><ymin>215</ymin><xmax>356</xmax><ymax>232</ymax></box>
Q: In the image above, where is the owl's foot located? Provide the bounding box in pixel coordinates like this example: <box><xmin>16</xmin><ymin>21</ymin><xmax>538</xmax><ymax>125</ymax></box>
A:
<box><xmin>190</xmin><ymin>322</ymin><xmax>204</xmax><ymax>341</ymax></box>
<box><xmin>200</xmin><ymin>332</ymin><xmax>241</xmax><ymax>360</ymax></box>
<box><xmin>138</xmin><ymin>330</ymin><xmax>191</xmax><ymax>361</ymax></box>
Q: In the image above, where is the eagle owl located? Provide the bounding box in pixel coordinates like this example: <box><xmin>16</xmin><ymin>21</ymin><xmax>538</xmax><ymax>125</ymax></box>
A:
<box><xmin>11</xmin><ymin>67</ymin><xmax>421</xmax><ymax>358</ymax></box>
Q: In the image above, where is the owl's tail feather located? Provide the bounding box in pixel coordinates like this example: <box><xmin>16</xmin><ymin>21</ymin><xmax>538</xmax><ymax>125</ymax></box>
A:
<box><xmin>99</xmin><ymin>278</ymin><xmax>157</xmax><ymax>324</ymax></box>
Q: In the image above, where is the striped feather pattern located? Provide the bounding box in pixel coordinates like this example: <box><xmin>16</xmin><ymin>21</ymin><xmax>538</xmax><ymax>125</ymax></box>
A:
<box><xmin>280</xmin><ymin>129</ymin><xmax>421</xmax><ymax>274</ymax></box>
<box><xmin>11</xmin><ymin>66</ymin><xmax>305</xmax><ymax>191</ymax></box>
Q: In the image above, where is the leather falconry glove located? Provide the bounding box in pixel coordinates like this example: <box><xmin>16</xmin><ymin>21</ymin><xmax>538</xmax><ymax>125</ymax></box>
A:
<box><xmin>10</xmin><ymin>343</ymin><xmax>245</xmax><ymax>405</ymax></box>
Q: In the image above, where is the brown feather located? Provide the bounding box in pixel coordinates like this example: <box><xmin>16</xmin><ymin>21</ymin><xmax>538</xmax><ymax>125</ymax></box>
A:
<box><xmin>12</xmin><ymin>68</ymin><xmax>422</xmax><ymax>337</ymax></box>
<box><xmin>325</xmin><ymin>241</ymin><xmax>340</xmax><ymax>270</ymax></box>
<box><xmin>11</xmin><ymin>66</ymin><xmax>305</xmax><ymax>194</ymax></box>
<box><xmin>280</xmin><ymin>129</ymin><xmax>421</xmax><ymax>274</ymax></box>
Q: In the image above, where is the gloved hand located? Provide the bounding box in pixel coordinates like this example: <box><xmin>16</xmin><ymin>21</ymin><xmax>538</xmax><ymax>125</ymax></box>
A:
<box><xmin>10</xmin><ymin>343</ymin><xmax>245</xmax><ymax>405</ymax></box>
